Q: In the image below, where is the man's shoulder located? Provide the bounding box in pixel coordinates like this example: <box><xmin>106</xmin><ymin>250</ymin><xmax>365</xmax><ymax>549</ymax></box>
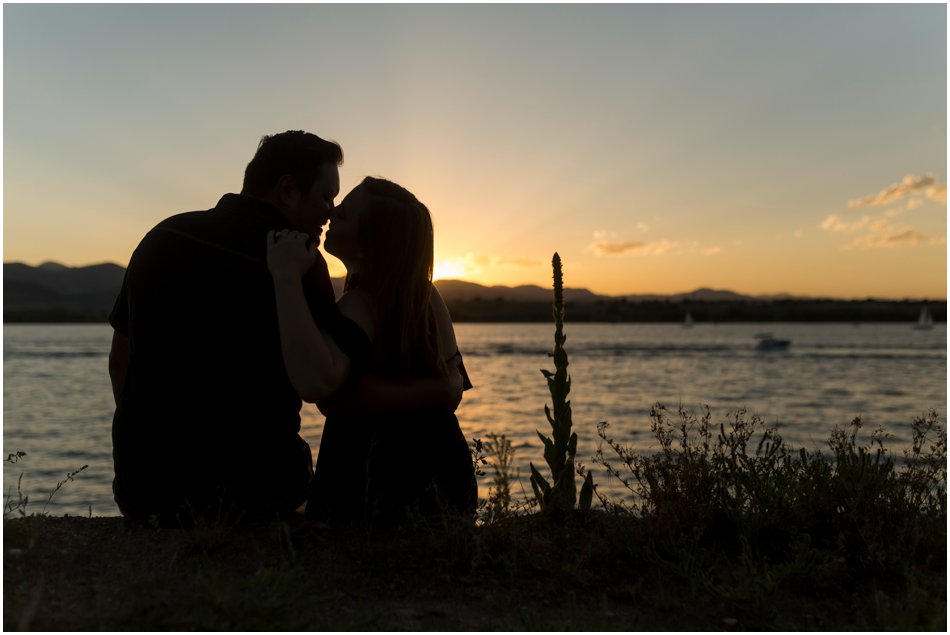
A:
<box><xmin>152</xmin><ymin>208</ymin><xmax>215</xmax><ymax>232</ymax></box>
<box><xmin>140</xmin><ymin>201</ymin><xmax>238</xmax><ymax>248</ymax></box>
<box><xmin>128</xmin><ymin>204</ymin><xmax>223</xmax><ymax>266</ymax></box>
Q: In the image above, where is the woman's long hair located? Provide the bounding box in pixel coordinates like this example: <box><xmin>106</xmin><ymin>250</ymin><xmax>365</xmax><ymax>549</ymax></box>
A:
<box><xmin>352</xmin><ymin>177</ymin><xmax>446</xmax><ymax>379</ymax></box>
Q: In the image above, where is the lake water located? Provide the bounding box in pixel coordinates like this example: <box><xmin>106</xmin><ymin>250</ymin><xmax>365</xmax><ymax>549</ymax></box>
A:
<box><xmin>3</xmin><ymin>322</ymin><xmax>946</xmax><ymax>517</ymax></box>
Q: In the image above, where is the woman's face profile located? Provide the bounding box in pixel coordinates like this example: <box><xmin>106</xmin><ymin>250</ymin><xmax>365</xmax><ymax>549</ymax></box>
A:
<box><xmin>324</xmin><ymin>186</ymin><xmax>366</xmax><ymax>262</ymax></box>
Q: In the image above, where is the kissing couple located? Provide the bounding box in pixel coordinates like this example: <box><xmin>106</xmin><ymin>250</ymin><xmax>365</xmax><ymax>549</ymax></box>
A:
<box><xmin>109</xmin><ymin>130</ymin><xmax>477</xmax><ymax>527</ymax></box>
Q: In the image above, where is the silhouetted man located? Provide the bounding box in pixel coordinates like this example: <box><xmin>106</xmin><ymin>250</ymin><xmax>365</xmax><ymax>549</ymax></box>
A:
<box><xmin>109</xmin><ymin>131</ymin><xmax>460</xmax><ymax>525</ymax></box>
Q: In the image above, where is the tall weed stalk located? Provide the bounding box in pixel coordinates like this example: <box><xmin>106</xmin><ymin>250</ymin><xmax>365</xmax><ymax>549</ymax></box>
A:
<box><xmin>529</xmin><ymin>253</ymin><xmax>594</xmax><ymax>513</ymax></box>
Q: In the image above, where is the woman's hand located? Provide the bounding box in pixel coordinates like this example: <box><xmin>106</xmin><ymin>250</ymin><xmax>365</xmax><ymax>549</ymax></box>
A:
<box><xmin>267</xmin><ymin>230</ymin><xmax>316</xmax><ymax>281</ymax></box>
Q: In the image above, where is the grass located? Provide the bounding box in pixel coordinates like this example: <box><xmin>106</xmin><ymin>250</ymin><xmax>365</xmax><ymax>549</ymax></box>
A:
<box><xmin>5</xmin><ymin>451</ymin><xmax>89</xmax><ymax>519</ymax></box>
<box><xmin>4</xmin><ymin>412</ymin><xmax>946</xmax><ymax>631</ymax></box>
<box><xmin>5</xmin><ymin>459</ymin><xmax>945</xmax><ymax>631</ymax></box>
<box><xmin>6</xmin><ymin>404</ymin><xmax>944</xmax><ymax>631</ymax></box>
<box><xmin>3</xmin><ymin>253</ymin><xmax>946</xmax><ymax>630</ymax></box>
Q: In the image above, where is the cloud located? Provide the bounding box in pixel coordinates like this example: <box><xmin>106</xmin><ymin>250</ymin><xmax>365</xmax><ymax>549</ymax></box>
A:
<box><xmin>884</xmin><ymin>207</ymin><xmax>907</xmax><ymax>218</ymax></box>
<box><xmin>588</xmin><ymin>232</ymin><xmax>716</xmax><ymax>257</ymax></box>
<box><xmin>820</xmin><ymin>215</ymin><xmax>870</xmax><ymax>233</ymax></box>
<box><xmin>930</xmin><ymin>183</ymin><xmax>948</xmax><ymax>204</ymax></box>
<box><xmin>852</xmin><ymin>229</ymin><xmax>929</xmax><ymax>248</ymax></box>
<box><xmin>589</xmin><ymin>230</ymin><xmax>635</xmax><ymax>256</ymax></box>
<box><xmin>848</xmin><ymin>174</ymin><xmax>947</xmax><ymax>208</ymax></box>
<box><xmin>825</xmin><ymin>176</ymin><xmax>946</xmax><ymax>250</ymax></box>
<box><xmin>491</xmin><ymin>256</ymin><xmax>542</xmax><ymax>268</ymax></box>
<box><xmin>822</xmin><ymin>210</ymin><xmax>942</xmax><ymax>250</ymax></box>
<box><xmin>590</xmin><ymin>239</ymin><xmax>647</xmax><ymax>256</ymax></box>
<box><xmin>640</xmin><ymin>240</ymin><xmax>679</xmax><ymax>256</ymax></box>
<box><xmin>840</xmin><ymin>218</ymin><xmax>940</xmax><ymax>250</ymax></box>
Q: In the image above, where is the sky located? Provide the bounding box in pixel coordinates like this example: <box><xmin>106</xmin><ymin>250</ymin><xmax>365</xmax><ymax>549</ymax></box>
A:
<box><xmin>3</xmin><ymin>3</ymin><xmax>947</xmax><ymax>299</ymax></box>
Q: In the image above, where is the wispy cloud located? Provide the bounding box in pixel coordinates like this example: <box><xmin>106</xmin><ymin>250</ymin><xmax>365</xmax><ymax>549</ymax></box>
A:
<box><xmin>588</xmin><ymin>232</ymin><xmax>718</xmax><ymax>257</ymax></box>
<box><xmin>639</xmin><ymin>240</ymin><xmax>679</xmax><ymax>256</ymax></box>
<box><xmin>589</xmin><ymin>230</ymin><xmax>642</xmax><ymax>256</ymax></box>
<box><xmin>820</xmin><ymin>215</ymin><xmax>870</xmax><ymax>233</ymax></box>
<box><xmin>590</xmin><ymin>239</ymin><xmax>648</xmax><ymax>256</ymax></box>
<box><xmin>823</xmin><ymin>175</ymin><xmax>946</xmax><ymax>250</ymax></box>
<box><xmin>835</xmin><ymin>218</ymin><xmax>940</xmax><ymax>250</ymax></box>
<box><xmin>491</xmin><ymin>256</ymin><xmax>542</xmax><ymax>268</ymax></box>
<box><xmin>848</xmin><ymin>174</ymin><xmax>947</xmax><ymax>209</ymax></box>
<box><xmin>851</xmin><ymin>229</ymin><xmax>928</xmax><ymax>248</ymax></box>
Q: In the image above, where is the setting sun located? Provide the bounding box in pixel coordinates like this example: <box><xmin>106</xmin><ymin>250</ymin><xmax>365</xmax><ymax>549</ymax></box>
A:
<box><xmin>3</xmin><ymin>4</ymin><xmax>945</xmax><ymax>300</ymax></box>
<box><xmin>1</xmin><ymin>7</ymin><xmax>945</xmax><ymax>628</ymax></box>
<box><xmin>433</xmin><ymin>255</ymin><xmax>481</xmax><ymax>281</ymax></box>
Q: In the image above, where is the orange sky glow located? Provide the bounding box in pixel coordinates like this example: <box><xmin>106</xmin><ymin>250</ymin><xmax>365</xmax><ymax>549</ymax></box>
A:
<box><xmin>3</xmin><ymin>5</ymin><xmax>946</xmax><ymax>300</ymax></box>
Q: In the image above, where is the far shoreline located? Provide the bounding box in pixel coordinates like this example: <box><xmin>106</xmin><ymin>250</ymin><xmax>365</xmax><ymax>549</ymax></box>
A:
<box><xmin>4</xmin><ymin>298</ymin><xmax>947</xmax><ymax>326</ymax></box>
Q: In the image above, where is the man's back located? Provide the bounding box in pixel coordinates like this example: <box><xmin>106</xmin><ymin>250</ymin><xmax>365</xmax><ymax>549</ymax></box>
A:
<box><xmin>111</xmin><ymin>194</ymin><xmax>336</xmax><ymax>522</ymax></box>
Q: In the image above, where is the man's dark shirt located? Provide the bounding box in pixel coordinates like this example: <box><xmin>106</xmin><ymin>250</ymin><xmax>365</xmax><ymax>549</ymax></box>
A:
<box><xmin>110</xmin><ymin>194</ymin><xmax>337</xmax><ymax>520</ymax></box>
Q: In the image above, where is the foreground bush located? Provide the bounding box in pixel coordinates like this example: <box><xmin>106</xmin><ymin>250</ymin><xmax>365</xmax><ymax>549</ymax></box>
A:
<box><xmin>592</xmin><ymin>406</ymin><xmax>946</xmax><ymax>567</ymax></box>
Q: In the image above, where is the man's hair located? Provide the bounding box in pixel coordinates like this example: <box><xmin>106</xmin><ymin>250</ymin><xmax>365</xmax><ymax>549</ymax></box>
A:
<box><xmin>241</xmin><ymin>131</ymin><xmax>343</xmax><ymax>197</ymax></box>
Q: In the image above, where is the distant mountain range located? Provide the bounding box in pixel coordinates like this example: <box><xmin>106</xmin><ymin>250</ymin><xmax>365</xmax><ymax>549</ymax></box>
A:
<box><xmin>434</xmin><ymin>281</ymin><xmax>814</xmax><ymax>303</ymax></box>
<box><xmin>3</xmin><ymin>261</ymin><xmax>943</xmax><ymax>323</ymax></box>
<box><xmin>3</xmin><ymin>261</ymin><xmax>789</xmax><ymax>309</ymax></box>
<box><xmin>433</xmin><ymin>279</ymin><xmax>609</xmax><ymax>303</ymax></box>
<box><xmin>4</xmin><ymin>262</ymin><xmax>127</xmax><ymax>313</ymax></box>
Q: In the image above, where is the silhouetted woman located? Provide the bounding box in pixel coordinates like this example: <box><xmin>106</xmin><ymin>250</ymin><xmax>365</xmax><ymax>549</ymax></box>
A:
<box><xmin>266</xmin><ymin>177</ymin><xmax>476</xmax><ymax>525</ymax></box>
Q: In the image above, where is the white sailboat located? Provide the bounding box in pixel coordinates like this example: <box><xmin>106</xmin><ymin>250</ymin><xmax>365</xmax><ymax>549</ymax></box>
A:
<box><xmin>914</xmin><ymin>305</ymin><xmax>934</xmax><ymax>330</ymax></box>
<box><xmin>683</xmin><ymin>311</ymin><xmax>694</xmax><ymax>328</ymax></box>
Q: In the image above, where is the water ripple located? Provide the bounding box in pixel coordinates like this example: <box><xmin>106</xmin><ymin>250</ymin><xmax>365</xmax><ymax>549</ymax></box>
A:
<box><xmin>3</xmin><ymin>322</ymin><xmax>945</xmax><ymax>516</ymax></box>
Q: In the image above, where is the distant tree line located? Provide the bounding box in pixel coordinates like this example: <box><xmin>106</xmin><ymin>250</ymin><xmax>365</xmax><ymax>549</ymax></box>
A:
<box><xmin>4</xmin><ymin>308</ymin><xmax>111</xmax><ymax>323</ymax></box>
<box><xmin>442</xmin><ymin>298</ymin><xmax>947</xmax><ymax>323</ymax></box>
<box><xmin>3</xmin><ymin>298</ymin><xmax>946</xmax><ymax>324</ymax></box>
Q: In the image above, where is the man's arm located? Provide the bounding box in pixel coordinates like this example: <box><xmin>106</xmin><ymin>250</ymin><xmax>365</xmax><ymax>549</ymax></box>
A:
<box><xmin>109</xmin><ymin>331</ymin><xmax>129</xmax><ymax>405</ymax></box>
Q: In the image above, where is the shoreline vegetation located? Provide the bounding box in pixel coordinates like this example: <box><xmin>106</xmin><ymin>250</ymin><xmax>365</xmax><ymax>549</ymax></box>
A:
<box><xmin>4</xmin><ymin>255</ymin><xmax>947</xmax><ymax>630</ymax></box>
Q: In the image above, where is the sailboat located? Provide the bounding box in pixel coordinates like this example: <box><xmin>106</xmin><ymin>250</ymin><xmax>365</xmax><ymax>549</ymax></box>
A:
<box><xmin>683</xmin><ymin>311</ymin><xmax>694</xmax><ymax>328</ymax></box>
<box><xmin>914</xmin><ymin>304</ymin><xmax>934</xmax><ymax>330</ymax></box>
